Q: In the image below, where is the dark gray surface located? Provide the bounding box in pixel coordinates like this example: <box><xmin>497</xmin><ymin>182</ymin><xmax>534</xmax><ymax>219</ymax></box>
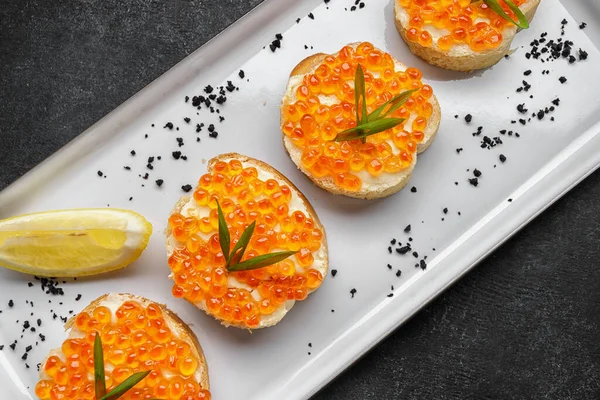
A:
<box><xmin>1</xmin><ymin>1</ymin><xmax>599</xmax><ymax>399</ymax></box>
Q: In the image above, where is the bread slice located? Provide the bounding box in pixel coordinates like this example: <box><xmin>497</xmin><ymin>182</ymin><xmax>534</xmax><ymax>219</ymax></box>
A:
<box><xmin>281</xmin><ymin>42</ymin><xmax>441</xmax><ymax>199</ymax></box>
<box><xmin>394</xmin><ymin>0</ymin><xmax>541</xmax><ymax>71</ymax></box>
<box><xmin>166</xmin><ymin>153</ymin><xmax>328</xmax><ymax>329</ymax></box>
<box><xmin>36</xmin><ymin>293</ymin><xmax>209</xmax><ymax>398</ymax></box>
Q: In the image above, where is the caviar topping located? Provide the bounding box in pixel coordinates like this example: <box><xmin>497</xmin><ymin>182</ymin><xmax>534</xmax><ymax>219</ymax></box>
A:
<box><xmin>168</xmin><ymin>158</ymin><xmax>326</xmax><ymax>327</ymax></box>
<box><xmin>35</xmin><ymin>299</ymin><xmax>210</xmax><ymax>400</ymax></box>
<box><xmin>399</xmin><ymin>0</ymin><xmax>527</xmax><ymax>52</ymax></box>
<box><xmin>282</xmin><ymin>42</ymin><xmax>435</xmax><ymax>192</ymax></box>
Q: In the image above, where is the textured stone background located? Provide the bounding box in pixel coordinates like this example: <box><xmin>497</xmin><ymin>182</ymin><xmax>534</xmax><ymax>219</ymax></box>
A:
<box><xmin>1</xmin><ymin>1</ymin><xmax>599</xmax><ymax>399</ymax></box>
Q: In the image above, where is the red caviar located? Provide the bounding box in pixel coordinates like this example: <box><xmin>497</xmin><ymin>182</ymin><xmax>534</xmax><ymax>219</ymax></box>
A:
<box><xmin>282</xmin><ymin>42</ymin><xmax>434</xmax><ymax>192</ymax></box>
<box><xmin>35</xmin><ymin>300</ymin><xmax>210</xmax><ymax>400</ymax></box>
<box><xmin>168</xmin><ymin>158</ymin><xmax>325</xmax><ymax>327</ymax></box>
<box><xmin>398</xmin><ymin>0</ymin><xmax>526</xmax><ymax>52</ymax></box>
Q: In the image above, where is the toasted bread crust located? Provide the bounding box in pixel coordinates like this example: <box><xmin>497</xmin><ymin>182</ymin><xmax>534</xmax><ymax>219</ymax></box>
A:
<box><xmin>281</xmin><ymin>43</ymin><xmax>441</xmax><ymax>199</ymax></box>
<box><xmin>47</xmin><ymin>293</ymin><xmax>210</xmax><ymax>390</ymax></box>
<box><xmin>166</xmin><ymin>153</ymin><xmax>328</xmax><ymax>329</ymax></box>
<box><xmin>394</xmin><ymin>0</ymin><xmax>541</xmax><ymax>71</ymax></box>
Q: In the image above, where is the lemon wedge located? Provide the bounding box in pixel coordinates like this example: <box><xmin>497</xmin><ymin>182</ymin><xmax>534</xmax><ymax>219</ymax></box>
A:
<box><xmin>0</xmin><ymin>209</ymin><xmax>152</xmax><ymax>277</ymax></box>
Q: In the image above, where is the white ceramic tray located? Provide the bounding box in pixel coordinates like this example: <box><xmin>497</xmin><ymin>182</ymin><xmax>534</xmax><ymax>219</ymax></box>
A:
<box><xmin>1</xmin><ymin>0</ymin><xmax>599</xmax><ymax>399</ymax></box>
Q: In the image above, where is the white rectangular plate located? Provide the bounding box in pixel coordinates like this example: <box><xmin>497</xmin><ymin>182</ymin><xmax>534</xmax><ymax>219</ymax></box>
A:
<box><xmin>1</xmin><ymin>0</ymin><xmax>599</xmax><ymax>399</ymax></box>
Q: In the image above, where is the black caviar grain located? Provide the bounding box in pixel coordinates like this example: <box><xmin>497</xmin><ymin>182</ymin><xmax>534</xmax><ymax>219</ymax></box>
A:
<box><xmin>579</xmin><ymin>22</ymin><xmax>587</xmax><ymax>29</ymax></box>
<box><xmin>97</xmin><ymin>171</ymin><xmax>103</xmax><ymax>177</ymax></box>
<box><xmin>410</xmin><ymin>186</ymin><xmax>417</xmax><ymax>193</ymax></box>
<box><xmin>350</xmin><ymin>288</ymin><xmax>357</xmax><ymax>298</ymax></box>
<box><xmin>270</xmin><ymin>39</ymin><xmax>281</xmax><ymax>52</ymax></box>
<box><xmin>331</xmin><ymin>269</ymin><xmax>337</xmax><ymax>277</ymax></box>
<box><xmin>164</xmin><ymin>122</ymin><xmax>174</xmax><ymax>130</ymax></box>
<box><xmin>238</xmin><ymin>70</ymin><xmax>245</xmax><ymax>79</ymax></box>
<box><xmin>559</xmin><ymin>76</ymin><xmax>567</xmax><ymax>84</ymax></box>
<box><xmin>172</xmin><ymin>151</ymin><xmax>182</xmax><ymax>160</ymax></box>
<box><xmin>469</xmin><ymin>178</ymin><xmax>479</xmax><ymax>187</ymax></box>
<box><xmin>184</xmin><ymin>117</ymin><xmax>191</xmax><ymax>123</ymax></box>
<box><xmin>404</xmin><ymin>224</ymin><xmax>411</xmax><ymax>233</ymax></box>
<box><xmin>155</xmin><ymin>179</ymin><xmax>164</xmax><ymax>187</ymax></box>
<box><xmin>473</xmin><ymin>169</ymin><xmax>482</xmax><ymax>177</ymax></box>
<box><xmin>182</xmin><ymin>185</ymin><xmax>193</xmax><ymax>193</ymax></box>
<box><xmin>396</xmin><ymin>270</ymin><xmax>402</xmax><ymax>277</ymax></box>
<box><xmin>499</xmin><ymin>154</ymin><xmax>507</xmax><ymax>163</ymax></box>
<box><xmin>308</xmin><ymin>12</ymin><xmax>314</xmax><ymax>19</ymax></box>
<box><xmin>465</xmin><ymin>114</ymin><xmax>472</xmax><ymax>123</ymax></box>
<box><xmin>8</xmin><ymin>300</ymin><xmax>14</xmax><ymax>307</ymax></box>
<box><xmin>517</xmin><ymin>103</ymin><xmax>528</xmax><ymax>114</ymax></box>
<box><xmin>396</xmin><ymin>245</ymin><xmax>411</xmax><ymax>255</ymax></box>
<box><xmin>130</xmin><ymin>150</ymin><xmax>136</xmax><ymax>156</ymax></box>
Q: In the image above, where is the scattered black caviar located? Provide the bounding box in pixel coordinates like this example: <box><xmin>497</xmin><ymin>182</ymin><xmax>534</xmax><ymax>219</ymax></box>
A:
<box><xmin>331</xmin><ymin>269</ymin><xmax>338</xmax><ymax>277</ymax></box>
<box><xmin>269</xmin><ymin>34</ymin><xmax>283</xmax><ymax>52</ymax></box>
<box><xmin>181</xmin><ymin>184</ymin><xmax>193</xmax><ymax>193</ymax></box>
<box><xmin>156</xmin><ymin>179</ymin><xmax>164</xmax><ymax>187</ymax></box>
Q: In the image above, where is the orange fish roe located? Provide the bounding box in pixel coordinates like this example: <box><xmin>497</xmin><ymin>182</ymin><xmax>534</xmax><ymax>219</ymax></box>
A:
<box><xmin>399</xmin><ymin>0</ymin><xmax>527</xmax><ymax>52</ymax></box>
<box><xmin>282</xmin><ymin>42</ymin><xmax>434</xmax><ymax>192</ymax></box>
<box><xmin>35</xmin><ymin>300</ymin><xmax>210</xmax><ymax>400</ymax></box>
<box><xmin>168</xmin><ymin>158</ymin><xmax>325</xmax><ymax>328</ymax></box>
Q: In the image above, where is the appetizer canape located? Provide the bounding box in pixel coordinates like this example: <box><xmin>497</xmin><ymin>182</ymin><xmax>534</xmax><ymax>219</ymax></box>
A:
<box><xmin>166</xmin><ymin>153</ymin><xmax>328</xmax><ymax>329</ymax></box>
<box><xmin>0</xmin><ymin>209</ymin><xmax>152</xmax><ymax>277</ymax></box>
<box><xmin>35</xmin><ymin>293</ymin><xmax>210</xmax><ymax>400</ymax></box>
<box><xmin>395</xmin><ymin>0</ymin><xmax>540</xmax><ymax>71</ymax></box>
<box><xmin>281</xmin><ymin>42</ymin><xmax>441</xmax><ymax>199</ymax></box>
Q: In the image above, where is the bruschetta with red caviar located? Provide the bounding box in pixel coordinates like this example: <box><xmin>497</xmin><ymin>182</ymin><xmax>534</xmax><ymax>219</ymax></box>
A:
<box><xmin>281</xmin><ymin>42</ymin><xmax>441</xmax><ymax>199</ymax></box>
<box><xmin>36</xmin><ymin>293</ymin><xmax>211</xmax><ymax>400</ymax></box>
<box><xmin>395</xmin><ymin>0</ymin><xmax>541</xmax><ymax>71</ymax></box>
<box><xmin>166</xmin><ymin>153</ymin><xmax>328</xmax><ymax>329</ymax></box>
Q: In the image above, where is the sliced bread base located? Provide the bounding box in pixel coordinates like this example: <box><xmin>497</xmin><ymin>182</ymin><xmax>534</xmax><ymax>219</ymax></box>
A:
<box><xmin>394</xmin><ymin>0</ymin><xmax>541</xmax><ymax>71</ymax></box>
<box><xmin>281</xmin><ymin>43</ymin><xmax>441</xmax><ymax>199</ymax></box>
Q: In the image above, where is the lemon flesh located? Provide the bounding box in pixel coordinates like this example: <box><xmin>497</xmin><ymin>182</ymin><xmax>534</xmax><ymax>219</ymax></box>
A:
<box><xmin>0</xmin><ymin>209</ymin><xmax>152</xmax><ymax>277</ymax></box>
